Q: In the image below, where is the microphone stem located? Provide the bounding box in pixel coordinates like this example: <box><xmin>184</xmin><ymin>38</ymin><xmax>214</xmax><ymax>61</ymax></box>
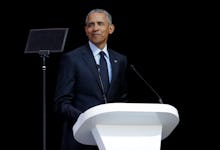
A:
<box><xmin>97</xmin><ymin>66</ymin><xmax>108</xmax><ymax>103</ymax></box>
<box><xmin>130</xmin><ymin>65</ymin><xmax>164</xmax><ymax>104</ymax></box>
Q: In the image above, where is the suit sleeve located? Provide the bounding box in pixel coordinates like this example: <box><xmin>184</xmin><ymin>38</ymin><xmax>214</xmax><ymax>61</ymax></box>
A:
<box><xmin>54</xmin><ymin>54</ymin><xmax>81</xmax><ymax>124</ymax></box>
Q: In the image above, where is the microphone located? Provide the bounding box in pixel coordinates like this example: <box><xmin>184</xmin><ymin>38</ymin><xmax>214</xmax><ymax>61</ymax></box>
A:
<box><xmin>130</xmin><ymin>64</ymin><xmax>164</xmax><ymax>104</ymax></box>
<box><xmin>96</xmin><ymin>64</ymin><xmax>108</xmax><ymax>103</ymax></box>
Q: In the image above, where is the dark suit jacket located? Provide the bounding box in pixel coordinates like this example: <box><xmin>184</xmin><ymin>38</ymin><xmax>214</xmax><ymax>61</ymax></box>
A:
<box><xmin>54</xmin><ymin>43</ymin><xmax>128</xmax><ymax>150</ymax></box>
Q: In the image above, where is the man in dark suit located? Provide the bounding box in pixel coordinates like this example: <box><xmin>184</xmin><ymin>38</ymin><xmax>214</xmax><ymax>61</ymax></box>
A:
<box><xmin>54</xmin><ymin>8</ymin><xmax>128</xmax><ymax>150</ymax></box>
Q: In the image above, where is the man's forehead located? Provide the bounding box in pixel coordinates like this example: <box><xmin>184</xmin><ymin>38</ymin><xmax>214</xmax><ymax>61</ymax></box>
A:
<box><xmin>88</xmin><ymin>13</ymin><xmax>107</xmax><ymax>21</ymax></box>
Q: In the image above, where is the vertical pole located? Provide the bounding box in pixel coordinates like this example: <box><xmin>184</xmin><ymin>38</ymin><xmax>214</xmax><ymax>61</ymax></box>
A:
<box><xmin>42</xmin><ymin>56</ymin><xmax>46</xmax><ymax>150</ymax></box>
<box><xmin>39</xmin><ymin>50</ymin><xmax>49</xmax><ymax>150</ymax></box>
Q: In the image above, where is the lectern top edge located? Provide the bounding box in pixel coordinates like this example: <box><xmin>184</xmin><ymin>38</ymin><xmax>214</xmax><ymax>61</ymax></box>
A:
<box><xmin>73</xmin><ymin>103</ymin><xmax>180</xmax><ymax>140</ymax></box>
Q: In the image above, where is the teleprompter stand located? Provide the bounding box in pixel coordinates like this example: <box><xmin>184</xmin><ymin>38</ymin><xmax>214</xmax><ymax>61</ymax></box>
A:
<box><xmin>24</xmin><ymin>28</ymin><xmax>69</xmax><ymax>150</ymax></box>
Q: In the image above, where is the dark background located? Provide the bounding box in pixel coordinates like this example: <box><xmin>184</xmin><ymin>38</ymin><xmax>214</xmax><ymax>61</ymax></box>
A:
<box><xmin>2</xmin><ymin>1</ymin><xmax>217</xmax><ymax>150</ymax></box>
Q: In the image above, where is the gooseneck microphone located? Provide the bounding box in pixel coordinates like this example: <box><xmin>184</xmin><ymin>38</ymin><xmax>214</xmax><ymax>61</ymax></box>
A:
<box><xmin>96</xmin><ymin>65</ymin><xmax>108</xmax><ymax>103</ymax></box>
<box><xmin>130</xmin><ymin>64</ymin><xmax>164</xmax><ymax>104</ymax></box>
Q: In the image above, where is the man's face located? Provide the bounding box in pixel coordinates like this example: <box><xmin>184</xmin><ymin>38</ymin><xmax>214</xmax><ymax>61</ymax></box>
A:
<box><xmin>85</xmin><ymin>12</ymin><xmax>114</xmax><ymax>49</ymax></box>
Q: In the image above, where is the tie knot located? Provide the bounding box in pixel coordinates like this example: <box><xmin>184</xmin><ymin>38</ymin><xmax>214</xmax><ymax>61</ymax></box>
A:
<box><xmin>100</xmin><ymin>51</ymin><xmax>106</xmax><ymax>57</ymax></box>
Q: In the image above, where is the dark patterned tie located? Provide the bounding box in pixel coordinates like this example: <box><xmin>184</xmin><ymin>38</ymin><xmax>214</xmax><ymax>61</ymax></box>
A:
<box><xmin>99</xmin><ymin>51</ymin><xmax>109</xmax><ymax>94</ymax></box>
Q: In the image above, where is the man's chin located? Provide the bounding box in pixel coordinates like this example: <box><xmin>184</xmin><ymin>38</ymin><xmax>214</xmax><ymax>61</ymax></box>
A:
<box><xmin>90</xmin><ymin>39</ymin><xmax>102</xmax><ymax>44</ymax></box>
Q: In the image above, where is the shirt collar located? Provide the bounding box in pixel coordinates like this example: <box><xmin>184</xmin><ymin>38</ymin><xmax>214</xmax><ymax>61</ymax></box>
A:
<box><xmin>89</xmin><ymin>41</ymin><xmax>109</xmax><ymax>58</ymax></box>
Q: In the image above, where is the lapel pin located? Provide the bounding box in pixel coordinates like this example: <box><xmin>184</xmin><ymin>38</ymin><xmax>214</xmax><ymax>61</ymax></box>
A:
<box><xmin>114</xmin><ymin>60</ymin><xmax>118</xmax><ymax>63</ymax></box>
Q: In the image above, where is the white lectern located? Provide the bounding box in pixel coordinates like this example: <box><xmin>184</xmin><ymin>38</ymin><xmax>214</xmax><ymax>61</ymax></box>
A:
<box><xmin>73</xmin><ymin>103</ymin><xmax>179</xmax><ymax>150</ymax></box>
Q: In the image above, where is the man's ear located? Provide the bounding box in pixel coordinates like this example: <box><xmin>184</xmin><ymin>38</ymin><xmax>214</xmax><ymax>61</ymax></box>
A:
<box><xmin>109</xmin><ymin>24</ymin><xmax>115</xmax><ymax>34</ymax></box>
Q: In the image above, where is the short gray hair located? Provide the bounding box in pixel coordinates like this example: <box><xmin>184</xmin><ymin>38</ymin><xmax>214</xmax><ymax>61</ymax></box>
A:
<box><xmin>85</xmin><ymin>8</ymin><xmax>112</xmax><ymax>25</ymax></box>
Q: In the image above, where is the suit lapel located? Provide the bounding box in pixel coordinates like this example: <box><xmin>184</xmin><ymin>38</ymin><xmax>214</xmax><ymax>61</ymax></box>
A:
<box><xmin>80</xmin><ymin>46</ymin><xmax>121</xmax><ymax>98</ymax></box>
<box><xmin>81</xmin><ymin>46</ymin><xmax>103</xmax><ymax>91</ymax></box>
<box><xmin>108</xmin><ymin>50</ymin><xmax>120</xmax><ymax>95</ymax></box>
